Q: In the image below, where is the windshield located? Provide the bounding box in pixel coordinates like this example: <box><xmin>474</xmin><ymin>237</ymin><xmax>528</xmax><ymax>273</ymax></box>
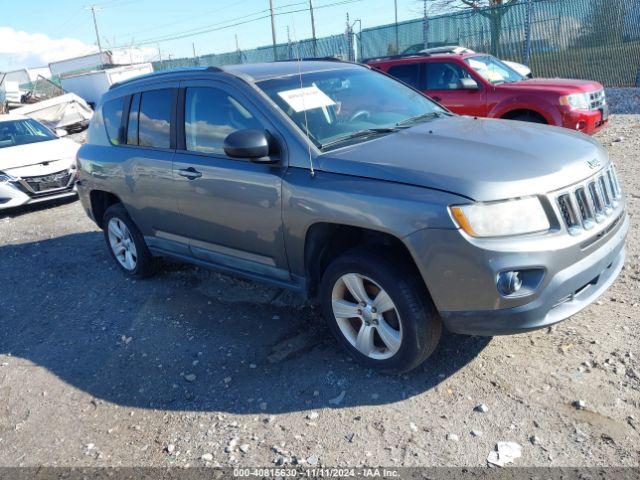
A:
<box><xmin>465</xmin><ymin>55</ymin><xmax>524</xmax><ymax>84</ymax></box>
<box><xmin>0</xmin><ymin>118</ymin><xmax>56</xmax><ymax>149</ymax></box>
<box><xmin>256</xmin><ymin>67</ymin><xmax>447</xmax><ymax>149</ymax></box>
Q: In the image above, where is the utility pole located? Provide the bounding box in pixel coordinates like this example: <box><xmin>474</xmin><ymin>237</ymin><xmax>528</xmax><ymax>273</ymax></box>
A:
<box><xmin>192</xmin><ymin>42</ymin><xmax>197</xmax><ymax>59</ymax></box>
<box><xmin>309</xmin><ymin>0</ymin><xmax>317</xmax><ymax>57</ymax></box>
<box><xmin>268</xmin><ymin>0</ymin><xmax>278</xmax><ymax>61</ymax></box>
<box><xmin>235</xmin><ymin>34</ymin><xmax>243</xmax><ymax>63</ymax></box>
<box><xmin>422</xmin><ymin>0</ymin><xmax>429</xmax><ymax>50</ymax></box>
<box><xmin>86</xmin><ymin>5</ymin><xmax>103</xmax><ymax>53</ymax></box>
<box><xmin>345</xmin><ymin>13</ymin><xmax>354</xmax><ymax>61</ymax></box>
<box><xmin>286</xmin><ymin>26</ymin><xmax>292</xmax><ymax>60</ymax></box>
<box><xmin>523</xmin><ymin>0</ymin><xmax>533</xmax><ymax>66</ymax></box>
<box><xmin>394</xmin><ymin>0</ymin><xmax>399</xmax><ymax>53</ymax></box>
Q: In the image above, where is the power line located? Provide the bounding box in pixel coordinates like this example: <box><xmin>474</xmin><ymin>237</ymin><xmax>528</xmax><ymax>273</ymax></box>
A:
<box><xmin>114</xmin><ymin>0</ymin><xmax>362</xmax><ymax>48</ymax></box>
<box><xmin>123</xmin><ymin>1</ymin><xmax>311</xmax><ymax>46</ymax></box>
<box><xmin>113</xmin><ymin>0</ymin><xmax>307</xmax><ymax>46</ymax></box>
<box><xmin>113</xmin><ymin>0</ymin><xmax>253</xmax><ymax>40</ymax></box>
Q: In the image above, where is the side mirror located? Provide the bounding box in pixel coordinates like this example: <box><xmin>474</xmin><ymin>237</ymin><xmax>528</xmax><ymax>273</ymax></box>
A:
<box><xmin>55</xmin><ymin>128</ymin><xmax>68</xmax><ymax>137</ymax></box>
<box><xmin>224</xmin><ymin>129</ymin><xmax>271</xmax><ymax>161</ymax></box>
<box><xmin>458</xmin><ymin>78</ymin><xmax>479</xmax><ymax>90</ymax></box>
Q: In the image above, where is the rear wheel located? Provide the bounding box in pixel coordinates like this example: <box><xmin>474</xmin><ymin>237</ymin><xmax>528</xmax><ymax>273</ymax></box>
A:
<box><xmin>103</xmin><ymin>203</ymin><xmax>156</xmax><ymax>278</ymax></box>
<box><xmin>319</xmin><ymin>249</ymin><xmax>441</xmax><ymax>373</ymax></box>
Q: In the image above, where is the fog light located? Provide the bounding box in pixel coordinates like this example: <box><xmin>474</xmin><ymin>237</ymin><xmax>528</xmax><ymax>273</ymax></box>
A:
<box><xmin>497</xmin><ymin>271</ymin><xmax>523</xmax><ymax>296</ymax></box>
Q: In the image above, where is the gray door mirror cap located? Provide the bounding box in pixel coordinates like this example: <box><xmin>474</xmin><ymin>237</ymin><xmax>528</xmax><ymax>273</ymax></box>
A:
<box><xmin>224</xmin><ymin>129</ymin><xmax>276</xmax><ymax>162</ymax></box>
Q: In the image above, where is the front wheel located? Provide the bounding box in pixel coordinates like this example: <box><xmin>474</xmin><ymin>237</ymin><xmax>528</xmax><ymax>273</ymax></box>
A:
<box><xmin>319</xmin><ymin>249</ymin><xmax>442</xmax><ymax>374</ymax></box>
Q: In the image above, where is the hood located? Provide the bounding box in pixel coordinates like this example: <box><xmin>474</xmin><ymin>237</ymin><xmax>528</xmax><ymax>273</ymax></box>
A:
<box><xmin>497</xmin><ymin>77</ymin><xmax>603</xmax><ymax>94</ymax></box>
<box><xmin>0</xmin><ymin>138</ymin><xmax>80</xmax><ymax>175</ymax></box>
<box><xmin>317</xmin><ymin>116</ymin><xmax>608</xmax><ymax>202</ymax></box>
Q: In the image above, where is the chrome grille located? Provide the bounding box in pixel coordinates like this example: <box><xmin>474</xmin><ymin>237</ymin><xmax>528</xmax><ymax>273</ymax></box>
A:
<box><xmin>589</xmin><ymin>90</ymin><xmax>606</xmax><ymax>110</ymax></box>
<box><xmin>20</xmin><ymin>169</ymin><xmax>73</xmax><ymax>195</ymax></box>
<box><xmin>555</xmin><ymin>164</ymin><xmax>621</xmax><ymax>235</ymax></box>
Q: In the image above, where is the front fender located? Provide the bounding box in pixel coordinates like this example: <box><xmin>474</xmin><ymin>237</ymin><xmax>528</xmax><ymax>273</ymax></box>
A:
<box><xmin>282</xmin><ymin>168</ymin><xmax>466</xmax><ymax>279</ymax></box>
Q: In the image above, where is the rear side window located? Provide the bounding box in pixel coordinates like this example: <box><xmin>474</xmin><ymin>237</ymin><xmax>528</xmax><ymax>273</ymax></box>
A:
<box><xmin>102</xmin><ymin>98</ymin><xmax>125</xmax><ymax>145</ymax></box>
<box><xmin>138</xmin><ymin>89</ymin><xmax>173</xmax><ymax>149</ymax></box>
<box><xmin>387</xmin><ymin>64</ymin><xmax>421</xmax><ymax>89</ymax></box>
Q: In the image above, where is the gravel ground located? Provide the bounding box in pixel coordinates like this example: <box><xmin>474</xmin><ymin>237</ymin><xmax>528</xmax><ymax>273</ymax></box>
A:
<box><xmin>0</xmin><ymin>115</ymin><xmax>638</xmax><ymax>468</ymax></box>
<box><xmin>605</xmin><ymin>89</ymin><xmax>640</xmax><ymax>114</ymax></box>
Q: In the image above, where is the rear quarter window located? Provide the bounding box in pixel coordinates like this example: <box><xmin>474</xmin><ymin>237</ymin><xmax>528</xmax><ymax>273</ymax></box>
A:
<box><xmin>102</xmin><ymin>98</ymin><xmax>125</xmax><ymax>145</ymax></box>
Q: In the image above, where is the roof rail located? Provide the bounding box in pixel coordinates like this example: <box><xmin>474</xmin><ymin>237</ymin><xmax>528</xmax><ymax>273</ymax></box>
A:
<box><xmin>362</xmin><ymin>52</ymin><xmax>430</xmax><ymax>63</ymax></box>
<box><xmin>275</xmin><ymin>56</ymin><xmax>346</xmax><ymax>63</ymax></box>
<box><xmin>109</xmin><ymin>66</ymin><xmax>224</xmax><ymax>91</ymax></box>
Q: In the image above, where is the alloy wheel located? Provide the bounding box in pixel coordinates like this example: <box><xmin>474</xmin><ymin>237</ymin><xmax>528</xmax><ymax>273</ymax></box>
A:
<box><xmin>107</xmin><ymin>217</ymin><xmax>138</xmax><ymax>271</ymax></box>
<box><xmin>331</xmin><ymin>273</ymin><xmax>402</xmax><ymax>360</ymax></box>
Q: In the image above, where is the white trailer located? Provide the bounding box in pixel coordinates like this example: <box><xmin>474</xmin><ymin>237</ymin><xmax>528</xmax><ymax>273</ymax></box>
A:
<box><xmin>60</xmin><ymin>63</ymin><xmax>154</xmax><ymax>106</ymax></box>
<box><xmin>49</xmin><ymin>49</ymin><xmax>146</xmax><ymax>78</ymax></box>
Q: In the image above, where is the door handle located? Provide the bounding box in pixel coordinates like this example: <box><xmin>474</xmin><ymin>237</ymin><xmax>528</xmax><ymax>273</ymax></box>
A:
<box><xmin>432</xmin><ymin>96</ymin><xmax>442</xmax><ymax>102</ymax></box>
<box><xmin>177</xmin><ymin>167</ymin><xmax>202</xmax><ymax>180</ymax></box>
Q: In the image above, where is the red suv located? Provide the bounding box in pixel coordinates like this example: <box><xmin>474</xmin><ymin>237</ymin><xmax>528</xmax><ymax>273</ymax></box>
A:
<box><xmin>367</xmin><ymin>52</ymin><xmax>608</xmax><ymax>135</ymax></box>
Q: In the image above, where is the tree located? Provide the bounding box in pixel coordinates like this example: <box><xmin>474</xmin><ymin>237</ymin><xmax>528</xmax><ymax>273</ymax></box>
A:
<box><xmin>429</xmin><ymin>0</ymin><xmax>520</xmax><ymax>56</ymax></box>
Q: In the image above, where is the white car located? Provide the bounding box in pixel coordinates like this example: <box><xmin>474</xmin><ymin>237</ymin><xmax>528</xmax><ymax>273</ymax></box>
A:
<box><xmin>419</xmin><ymin>46</ymin><xmax>533</xmax><ymax>78</ymax></box>
<box><xmin>0</xmin><ymin>114</ymin><xmax>79</xmax><ymax>210</ymax></box>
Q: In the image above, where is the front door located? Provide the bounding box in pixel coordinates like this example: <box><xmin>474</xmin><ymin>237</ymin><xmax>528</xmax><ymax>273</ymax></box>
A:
<box><xmin>171</xmin><ymin>80</ymin><xmax>290</xmax><ymax>282</ymax></box>
<box><xmin>423</xmin><ymin>60</ymin><xmax>487</xmax><ymax>117</ymax></box>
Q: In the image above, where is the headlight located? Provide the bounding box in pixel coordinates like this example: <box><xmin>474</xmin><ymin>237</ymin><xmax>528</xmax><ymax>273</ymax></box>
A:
<box><xmin>450</xmin><ymin>197</ymin><xmax>550</xmax><ymax>238</ymax></box>
<box><xmin>560</xmin><ymin>93</ymin><xmax>590</xmax><ymax>110</ymax></box>
<box><xmin>0</xmin><ymin>172</ymin><xmax>16</xmax><ymax>183</ymax></box>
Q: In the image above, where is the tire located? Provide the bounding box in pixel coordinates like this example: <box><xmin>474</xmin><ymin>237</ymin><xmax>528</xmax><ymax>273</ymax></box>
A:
<box><xmin>319</xmin><ymin>249</ymin><xmax>442</xmax><ymax>374</ymax></box>
<box><xmin>510</xmin><ymin>112</ymin><xmax>546</xmax><ymax>124</ymax></box>
<box><xmin>102</xmin><ymin>203</ymin><xmax>156</xmax><ymax>278</ymax></box>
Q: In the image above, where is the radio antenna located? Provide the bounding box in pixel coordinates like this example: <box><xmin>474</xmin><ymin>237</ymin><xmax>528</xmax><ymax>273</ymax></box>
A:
<box><xmin>292</xmin><ymin>24</ymin><xmax>315</xmax><ymax>178</ymax></box>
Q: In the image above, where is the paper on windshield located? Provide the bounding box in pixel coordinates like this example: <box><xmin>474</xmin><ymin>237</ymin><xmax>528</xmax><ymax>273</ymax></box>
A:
<box><xmin>467</xmin><ymin>59</ymin><xmax>486</xmax><ymax>70</ymax></box>
<box><xmin>277</xmin><ymin>85</ymin><xmax>336</xmax><ymax>113</ymax></box>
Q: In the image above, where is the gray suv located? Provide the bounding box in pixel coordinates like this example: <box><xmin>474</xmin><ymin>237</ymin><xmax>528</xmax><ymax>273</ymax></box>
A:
<box><xmin>77</xmin><ymin>60</ymin><xmax>628</xmax><ymax>373</ymax></box>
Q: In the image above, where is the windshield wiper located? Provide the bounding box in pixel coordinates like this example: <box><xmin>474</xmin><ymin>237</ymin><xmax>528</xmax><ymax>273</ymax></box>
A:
<box><xmin>396</xmin><ymin>111</ymin><xmax>448</xmax><ymax>127</ymax></box>
<box><xmin>320</xmin><ymin>127</ymin><xmax>398</xmax><ymax>150</ymax></box>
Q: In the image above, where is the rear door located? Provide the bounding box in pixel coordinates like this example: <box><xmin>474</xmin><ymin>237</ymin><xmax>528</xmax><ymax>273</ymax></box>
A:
<box><xmin>422</xmin><ymin>60</ymin><xmax>487</xmax><ymax>116</ymax></box>
<box><xmin>118</xmin><ymin>84</ymin><xmax>188</xmax><ymax>254</ymax></box>
<box><xmin>170</xmin><ymin>79</ymin><xmax>290</xmax><ymax>282</ymax></box>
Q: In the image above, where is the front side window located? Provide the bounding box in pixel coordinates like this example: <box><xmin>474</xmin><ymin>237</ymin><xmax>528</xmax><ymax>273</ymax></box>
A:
<box><xmin>256</xmin><ymin>67</ymin><xmax>446</xmax><ymax>149</ymax></box>
<box><xmin>138</xmin><ymin>89</ymin><xmax>173</xmax><ymax>149</ymax></box>
<box><xmin>184</xmin><ymin>87</ymin><xmax>262</xmax><ymax>154</ymax></box>
<box><xmin>425</xmin><ymin>62</ymin><xmax>474</xmax><ymax>90</ymax></box>
<box><xmin>0</xmin><ymin>118</ymin><xmax>56</xmax><ymax>150</ymax></box>
<box><xmin>103</xmin><ymin>98</ymin><xmax>125</xmax><ymax>145</ymax></box>
<box><xmin>465</xmin><ymin>55</ymin><xmax>524</xmax><ymax>84</ymax></box>
<box><xmin>387</xmin><ymin>64</ymin><xmax>422</xmax><ymax>89</ymax></box>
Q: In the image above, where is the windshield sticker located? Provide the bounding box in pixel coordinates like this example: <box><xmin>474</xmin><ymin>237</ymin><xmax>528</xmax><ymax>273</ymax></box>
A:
<box><xmin>277</xmin><ymin>85</ymin><xmax>336</xmax><ymax>113</ymax></box>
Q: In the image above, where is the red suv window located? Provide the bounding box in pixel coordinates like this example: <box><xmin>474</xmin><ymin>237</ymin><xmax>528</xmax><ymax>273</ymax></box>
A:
<box><xmin>425</xmin><ymin>62</ymin><xmax>472</xmax><ymax>90</ymax></box>
<box><xmin>387</xmin><ymin>63</ymin><xmax>422</xmax><ymax>89</ymax></box>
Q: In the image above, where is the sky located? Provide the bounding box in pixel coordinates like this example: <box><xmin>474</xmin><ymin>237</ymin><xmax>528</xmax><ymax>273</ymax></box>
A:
<box><xmin>0</xmin><ymin>0</ymin><xmax>430</xmax><ymax>72</ymax></box>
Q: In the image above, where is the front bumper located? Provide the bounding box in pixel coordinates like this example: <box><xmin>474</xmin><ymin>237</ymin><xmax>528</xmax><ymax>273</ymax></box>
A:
<box><xmin>405</xmin><ymin>209</ymin><xmax>628</xmax><ymax>336</ymax></box>
<box><xmin>561</xmin><ymin>107</ymin><xmax>608</xmax><ymax>135</ymax></box>
<box><xmin>0</xmin><ymin>179</ymin><xmax>77</xmax><ymax>210</ymax></box>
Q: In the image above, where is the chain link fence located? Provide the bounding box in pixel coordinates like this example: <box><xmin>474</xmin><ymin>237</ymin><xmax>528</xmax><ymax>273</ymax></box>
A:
<box><xmin>153</xmin><ymin>0</ymin><xmax>640</xmax><ymax>87</ymax></box>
